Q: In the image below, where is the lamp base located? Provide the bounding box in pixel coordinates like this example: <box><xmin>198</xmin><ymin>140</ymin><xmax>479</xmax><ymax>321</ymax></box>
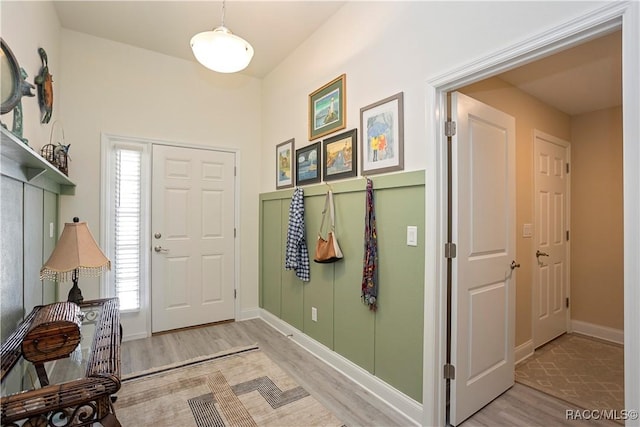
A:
<box><xmin>67</xmin><ymin>281</ymin><xmax>84</xmax><ymax>305</ymax></box>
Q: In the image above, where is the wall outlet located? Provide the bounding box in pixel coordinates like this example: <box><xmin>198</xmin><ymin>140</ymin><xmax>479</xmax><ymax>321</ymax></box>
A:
<box><xmin>311</xmin><ymin>307</ymin><xmax>317</xmax><ymax>322</ymax></box>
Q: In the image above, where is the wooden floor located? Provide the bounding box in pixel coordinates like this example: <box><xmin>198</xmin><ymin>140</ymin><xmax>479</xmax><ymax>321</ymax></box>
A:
<box><xmin>121</xmin><ymin>319</ymin><xmax>621</xmax><ymax>427</ymax></box>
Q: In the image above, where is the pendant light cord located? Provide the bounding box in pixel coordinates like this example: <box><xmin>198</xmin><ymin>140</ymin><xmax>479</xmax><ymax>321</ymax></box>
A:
<box><xmin>220</xmin><ymin>0</ymin><xmax>226</xmax><ymax>27</ymax></box>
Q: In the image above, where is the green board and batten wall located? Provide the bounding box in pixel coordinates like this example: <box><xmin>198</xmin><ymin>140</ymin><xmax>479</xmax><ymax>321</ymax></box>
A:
<box><xmin>259</xmin><ymin>170</ymin><xmax>425</xmax><ymax>402</ymax></box>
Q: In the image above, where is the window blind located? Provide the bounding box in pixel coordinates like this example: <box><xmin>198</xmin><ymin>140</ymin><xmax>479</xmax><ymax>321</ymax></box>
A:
<box><xmin>114</xmin><ymin>148</ymin><xmax>142</xmax><ymax>310</ymax></box>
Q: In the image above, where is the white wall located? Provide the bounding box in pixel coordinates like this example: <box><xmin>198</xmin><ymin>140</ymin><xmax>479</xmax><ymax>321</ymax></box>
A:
<box><xmin>56</xmin><ymin>30</ymin><xmax>262</xmax><ymax>337</ymax></box>
<box><xmin>260</xmin><ymin>1</ymin><xmax>606</xmax><ymax>192</ymax></box>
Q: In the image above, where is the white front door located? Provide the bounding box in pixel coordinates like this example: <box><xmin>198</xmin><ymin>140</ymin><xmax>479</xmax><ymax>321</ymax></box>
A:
<box><xmin>533</xmin><ymin>130</ymin><xmax>570</xmax><ymax>348</ymax></box>
<box><xmin>151</xmin><ymin>145</ymin><xmax>235</xmax><ymax>333</ymax></box>
<box><xmin>449</xmin><ymin>92</ymin><xmax>516</xmax><ymax>425</ymax></box>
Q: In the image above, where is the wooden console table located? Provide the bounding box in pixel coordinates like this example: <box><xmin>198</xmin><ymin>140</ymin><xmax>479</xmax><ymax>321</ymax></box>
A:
<box><xmin>1</xmin><ymin>298</ymin><xmax>121</xmax><ymax>426</ymax></box>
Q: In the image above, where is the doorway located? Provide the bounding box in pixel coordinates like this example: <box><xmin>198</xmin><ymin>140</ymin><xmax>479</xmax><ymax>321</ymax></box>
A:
<box><xmin>101</xmin><ymin>134</ymin><xmax>238</xmax><ymax>339</ymax></box>
<box><xmin>424</xmin><ymin>3</ymin><xmax>639</xmax><ymax>426</ymax></box>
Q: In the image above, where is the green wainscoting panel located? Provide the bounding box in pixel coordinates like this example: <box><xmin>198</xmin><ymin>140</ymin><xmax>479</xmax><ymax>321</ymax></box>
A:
<box><xmin>258</xmin><ymin>170</ymin><xmax>425</xmax><ymax>400</ymax></box>
<box><xmin>260</xmin><ymin>199</ymin><xmax>282</xmax><ymax>316</ymax></box>
<box><xmin>280</xmin><ymin>198</ymin><xmax>304</xmax><ymax>330</ymax></box>
<box><xmin>302</xmin><ymin>194</ymin><xmax>335</xmax><ymax>349</ymax></box>
<box><xmin>333</xmin><ymin>191</ymin><xmax>375</xmax><ymax>373</ymax></box>
<box><xmin>373</xmin><ymin>185</ymin><xmax>425</xmax><ymax>402</ymax></box>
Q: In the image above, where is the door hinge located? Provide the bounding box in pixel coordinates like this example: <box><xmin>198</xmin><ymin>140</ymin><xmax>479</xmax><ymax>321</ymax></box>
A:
<box><xmin>566</xmin><ymin>297</ymin><xmax>569</xmax><ymax>308</ymax></box>
<box><xmin>444</xmin><ymin>364</ymin><xmax>456</xmax><ymax>380</ymax></box>
<box><xmin>566</xmin><ymin>163</ymin><xmax>570</xmax><ymax>174</ymax></box>
<box><xmin>234</xmin><ymin>289</ymin><xmax>237</xmax><ymax>299</ymax></box>
<box><xmin>234</xmin><ymin>228</ymin><xmax>237</xmax><ymax>238</ymax></box>
<box><xmin>566</xmin><ymin>230</ymin><xmax>570</xmax><ymax>241</ymax></box>
<box><xmin>234</xmin><ymin>166</ymin><xmax>237</xmax><ymax>176</ymax></box>
<box><xmin>445</xmin><ymin>121</ymin><xmax>456</xmax><ymax>137</ymax></box>
<box><xmin>444</xmin><ymin>242</ymin><xmax>457</xmax><ymax>259</ymax></box>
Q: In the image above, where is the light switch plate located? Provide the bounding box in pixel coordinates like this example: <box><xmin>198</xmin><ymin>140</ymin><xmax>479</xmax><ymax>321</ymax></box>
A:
<box><xmin>523</xmin><ymin>223</ymin><xmax>533</xmax><ymax>238</ymax></box>
<box><xmin>49</xmin><ymin>222</ymin><xmax>54</xmax><ymax>238</ymax></box>
<box><xmin>407</xmin><ymin>226</ymin><xmax>418</xmax><ymax>246</ymax></box>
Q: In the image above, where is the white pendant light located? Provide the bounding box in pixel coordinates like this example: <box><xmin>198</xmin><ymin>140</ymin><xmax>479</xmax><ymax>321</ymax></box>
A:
<box><xmin>190</xmin><ymin>0</ymin><xmax>254</xmax><ymax>73</ymax></box>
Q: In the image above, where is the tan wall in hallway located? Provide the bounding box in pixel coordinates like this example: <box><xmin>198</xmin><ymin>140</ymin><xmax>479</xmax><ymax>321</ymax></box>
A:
<box><xmin>459</xmin><ymin>78</ymin><xmax>572</xmax><ymax>346</ymax></box>
<box><xmin>570</xmin><ymin>107</ymin><xmax>623</xmax><ymax>330</ymax></box>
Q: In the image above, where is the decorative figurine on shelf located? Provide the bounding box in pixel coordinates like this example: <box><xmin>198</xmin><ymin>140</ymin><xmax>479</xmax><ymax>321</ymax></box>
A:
<box><xmin>54</xmin><ymin>142</ymin><xmax>70</xmax><ymax>175</ymax></box>
<box><xmin>11</xmin><ymin>68</ymin><xmax>36</xmax><ymax>145</ymax></box>
<box><xmin>0</xmin><ymin>38</ymin><xmax>35</xmax><ymax>145</ymax></box>
<box><xmin>35</xmin><ymin>47</ymin><xmax>53</xmax><ymax>124</ymax></box>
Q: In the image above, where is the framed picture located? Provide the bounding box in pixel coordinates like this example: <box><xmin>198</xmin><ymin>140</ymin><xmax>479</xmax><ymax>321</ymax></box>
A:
<box><xmin>309</xmin><ymin>74</ymin><xmax>346</xmax><ymax>140</ymax></box>
<box><xmin>276</xmin><ymin>138</ymin><xmax>295</xmax><ymax>189</ymax></box>
<box><xmin>295</xmin><ymin>142</ymin><xmax>321</xmax><ymax>185</ymax></box>
<box><xmin>323</xmin><ymin>129</ymin><xmax>357</xmax><ymax>182</ymax></box>
<box><xmin>360</xmin><ymin>92</ymin><xmax>404</xmax><ymax>175</ymax></box>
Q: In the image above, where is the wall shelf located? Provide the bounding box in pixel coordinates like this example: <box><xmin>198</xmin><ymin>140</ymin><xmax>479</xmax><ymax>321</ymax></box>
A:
<box><xmin>1</xmin><ymin>127</ymin><xmax>75</xmax><ymax>195</ymax></box>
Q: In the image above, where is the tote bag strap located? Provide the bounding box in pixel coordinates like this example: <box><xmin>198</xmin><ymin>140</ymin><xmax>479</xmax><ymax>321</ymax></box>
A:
<box><xmin>318</xmin><ymin>191</ymin><xmax>336</xmax><ymax>234</ymax></box>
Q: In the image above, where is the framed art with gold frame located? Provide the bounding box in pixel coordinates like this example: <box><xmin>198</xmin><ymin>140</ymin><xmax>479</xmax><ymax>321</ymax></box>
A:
<box><xmin>309</xmin><ymin>74</ymin><xmax>346</xmax><ymax>140</ymax></box>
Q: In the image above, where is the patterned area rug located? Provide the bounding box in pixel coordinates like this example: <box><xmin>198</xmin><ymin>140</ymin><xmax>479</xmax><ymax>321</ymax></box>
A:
<box><xmin>515</xmin><ymin>334</ymin><xmax>624</xmax><ymax>420</ymax></box>
<box><xmin>115</xmin><ymin>346</ymin><xmax>344</xmax><ymax>426</ymax></box>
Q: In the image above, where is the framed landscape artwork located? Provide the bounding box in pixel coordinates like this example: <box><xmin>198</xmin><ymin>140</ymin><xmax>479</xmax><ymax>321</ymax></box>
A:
<box><xmin>360</xmin><ymin>92</ymin><xmax>404</xmax><ymax>175</ymax></box>
<box><xmin>323</xmin><ymin>129</ymin><xmax>357</xmax><ymax>182</ymax></box>
<box><xmin>295</xmin><ymin>142</ymin><xmax>321</xmax><ymax>185</ymax></box>
<box><xmin>309</xmin><ymin>74</ymin><xmax>346</xmax><ymax>140</ymax></box>
<box><xmin>276</xmin><ymin>138</ymin><xmax>294</xmax><ymax>189</ymax></box>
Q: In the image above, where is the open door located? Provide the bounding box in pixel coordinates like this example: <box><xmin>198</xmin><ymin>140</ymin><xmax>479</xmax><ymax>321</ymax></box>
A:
<box><xmin>449</xmin><ymin>92</ymin><xmax>516</xmax><ymax>425</ymax></box>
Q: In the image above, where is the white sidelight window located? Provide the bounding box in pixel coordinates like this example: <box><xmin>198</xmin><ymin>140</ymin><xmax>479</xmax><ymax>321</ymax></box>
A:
<box><xmin>101</xmin><ymin>136</ymin><xmax>150</xmax><ymax>318</ymax></box>
<box><xmin>113</xmin><ymin>148</ymin><xmax>142</xmax><ymax>310</ymax></box>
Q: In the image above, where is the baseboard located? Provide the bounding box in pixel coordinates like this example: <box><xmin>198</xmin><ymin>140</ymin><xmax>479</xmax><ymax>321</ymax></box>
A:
<box><xmin>238</xmin><ymin>307</ymin><xmax>260</xmax><ymax>321</ymax></box>
<box><xmin>515</xmin><ymin>339</ymin><xmax>534</xmax><ymax>364</ymax></box>
<box><xmin>571</xmin><ymin>320</ymin><xmax>624</xmax><ymax>345</ymax></box>
<box><xmin>122</xmin><ymin>331</ymin><xmax>148</xmax><ymax>342</ymax></box>
<box><xmin>258</xmin><ymin>309</ymin><xmax>422</xmax><ymax>426</ymax></box>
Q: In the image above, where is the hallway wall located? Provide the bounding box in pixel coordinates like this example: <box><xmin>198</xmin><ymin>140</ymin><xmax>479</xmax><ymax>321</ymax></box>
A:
<box><xmin>570</xmin><ymin>106</ymin><xmax>624</xmax><ymax>331</ymax></box>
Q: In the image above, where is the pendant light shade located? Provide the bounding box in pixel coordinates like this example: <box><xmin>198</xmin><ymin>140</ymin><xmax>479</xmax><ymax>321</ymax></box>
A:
<box><xmin>190</xmin><ymin>26</ymin><xmax>254</xmax><ymax>73</ymax></box>
<box><xmin>190</xmin><ymin>1</ymin><xmax>254</xmax><ymax>73</ymax></box>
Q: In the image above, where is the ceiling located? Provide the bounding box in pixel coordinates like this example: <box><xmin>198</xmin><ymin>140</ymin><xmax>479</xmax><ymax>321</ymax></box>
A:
<box><xmin>498</xmin><ymin>30</ymin><xmax>621</xmax><ymax>116</ymax></box>
<box><xmin>53</xmin><ymin>1</ymin><xmax>346</xmax><ymax>79</ymax></box>
<box><xmin>53</xmin><ymin>2</ymin><xmax>621</xmax><ymax>116</ymax></box>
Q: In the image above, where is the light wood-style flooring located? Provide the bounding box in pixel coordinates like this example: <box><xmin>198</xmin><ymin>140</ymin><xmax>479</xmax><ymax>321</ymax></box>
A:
<box><xmin>121</xmin><ymin>319</ymin><xmax>620</xmax><ymax>426</ymax></box>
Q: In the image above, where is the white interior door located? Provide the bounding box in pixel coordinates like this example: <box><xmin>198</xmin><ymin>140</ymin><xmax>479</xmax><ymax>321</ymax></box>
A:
<box><xmin>151</xmin><ymin>145</ymin><xmax>235</xmax><ymax>333</ymax></box>
<box><xmin>450</xmin><ymin>92</ymin><xmax>516</xmax><ymax>425</ymax></box>
<box><xmin>533</xmin><ymin>130</ymin><xmax>570</xmax><ymax>348</ymax></box>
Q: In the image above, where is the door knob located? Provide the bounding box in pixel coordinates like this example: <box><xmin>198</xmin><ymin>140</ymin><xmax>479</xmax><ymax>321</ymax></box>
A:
<box><xmin>154</xmin><ymin>246</ymin><xmax>169</xmax><ymax>253</ymax></box>
<box><xmin>536</xmin><ymin>250</ymin><xmax>549</xmax><ymax>258</ymax></box>
<box><xmin>510</xmin><ymin>260</ymin><xmax>521</xmax><ymax>270</ymax></box>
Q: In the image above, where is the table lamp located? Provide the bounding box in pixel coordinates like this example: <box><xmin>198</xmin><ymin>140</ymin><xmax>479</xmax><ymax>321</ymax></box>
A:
<box><xmin>40</xmin><ymin>217</ymin><xmax>111</xmax><ymax>304</ymax></box>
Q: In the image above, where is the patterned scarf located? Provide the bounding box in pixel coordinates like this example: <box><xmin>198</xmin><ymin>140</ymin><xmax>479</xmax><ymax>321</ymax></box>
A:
<box><xmin>362</xmin><ymin>178</ymin><xmax>378</xmax><ymax>311</ymax></box>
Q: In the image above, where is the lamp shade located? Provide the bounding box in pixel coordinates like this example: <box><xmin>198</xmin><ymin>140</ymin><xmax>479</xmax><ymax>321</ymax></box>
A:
<box><xmin>190</xmin><ymin>26</ymin><xmax>254</xmax><ymax>73</ymax></box>
<box><xmin>40</xmin><ymin>220</ymin><xmax>111</xmax><ymax>282</ymax></box>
